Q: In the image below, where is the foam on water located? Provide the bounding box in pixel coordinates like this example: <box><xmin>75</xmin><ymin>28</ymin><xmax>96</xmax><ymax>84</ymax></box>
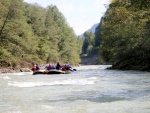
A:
<box><xmin>7</xmin><ymin>77</ymin><xmax>97</xmax><ymax>87</ymax></box>
<box><xmin>0</xmin><ymin>72</ymin><xmax>32</xmax><ymax>76</ymax></box>
<box><xmin>8</xmin><ymin>81</ymin><xmax>45</xmax><ymax>87</ymax></box>
<box><xmin>74</xmin><ymin>65</ymin><xmax>111</xmax><ymax>70</ymax></box>
<box><xmin>40</xmin><ymin>100</ymin><xmax>150</xmax><ymax>113</ymax></box>
<box><xmin>3</xmin><ymin>76</ymin><xmax>11</xmax><ymax>80</ymax></box>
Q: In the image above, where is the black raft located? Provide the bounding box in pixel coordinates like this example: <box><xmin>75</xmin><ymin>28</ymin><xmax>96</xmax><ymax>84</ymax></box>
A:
<box><xmin>33</xmin><ymin>69</ymin><xmax>71</xmax><ymax>75</ymax></box>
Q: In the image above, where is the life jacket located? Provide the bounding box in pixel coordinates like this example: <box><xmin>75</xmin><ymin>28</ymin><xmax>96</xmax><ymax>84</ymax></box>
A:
<box><xmin>62</xmin><ymin>65</ymin><xmax>66</xmax><ymax>71</ymax></box>
<box><xmin>32</xmin><ymin>65</ymin><xmax>37</xmax><ymax>72</ymax></box>
<box><xmin>66</xmin><ymin>65</ymin><xmax>72</xmax><ymax>71</ymax></box>
<box><xmin>49</xmin><ymin>64</ymin><xmax>53</xmax><ymax>70</ymax></box>
<box><xmin>36</xmin><ymin>66</ymin><xmax>39</xmax><ymax>70</ymax></box>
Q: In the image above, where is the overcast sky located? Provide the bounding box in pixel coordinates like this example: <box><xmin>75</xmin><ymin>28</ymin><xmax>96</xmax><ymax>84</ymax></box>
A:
<box><xmin>24</xmin><ymin>0</ymin><xmax>110</xmax><ymax>35</ymax></box>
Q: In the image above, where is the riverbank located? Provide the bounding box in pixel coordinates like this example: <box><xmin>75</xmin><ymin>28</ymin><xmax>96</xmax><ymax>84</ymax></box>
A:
<box><xmin>0</xmin><ymin>64</ymin><xmax>78</xmax><ymax>74</ymax></box>
<box><xmin>80</xmin><ymin>55</ymin><xmax>98</xmax><ymax>65</ymax></box>
<box><xmin>0</xmin><ymin>67</ymin><xmax>32</xmax><ymax>74</ymax></box>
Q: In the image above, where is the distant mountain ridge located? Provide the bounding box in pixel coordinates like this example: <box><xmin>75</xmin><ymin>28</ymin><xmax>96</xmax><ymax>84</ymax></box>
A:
<box><xmin>87</xmin><ymin>23</ymin><xmax>99</xmax><ymax>32</ymax></box>
<box><xmin>79</xmin><ymin>23</ymin><xmax>99</xmax><ymax>38</ymax></box>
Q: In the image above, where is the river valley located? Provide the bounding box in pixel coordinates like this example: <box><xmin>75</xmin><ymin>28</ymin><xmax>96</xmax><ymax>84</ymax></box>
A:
<box><xmin>0</xmin><ymin>65</ymin><xmax>150</xmax><ymax>113</ymax></box>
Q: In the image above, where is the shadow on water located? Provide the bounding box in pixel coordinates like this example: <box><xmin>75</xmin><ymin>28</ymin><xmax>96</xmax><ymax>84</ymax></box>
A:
<box><xmin>66</xmin><ymin>95</ymin><xmax>126</xmax><ymax>103</ymax></box>
<box><xmin>44</xmin><ymin>96</ymin><xmax>125</xmax><ymax>105</ymax></box>
<box><xmin>43</xmin><ymin>91</ymin><xmax>127</xmax><ymax>104</ymax></box>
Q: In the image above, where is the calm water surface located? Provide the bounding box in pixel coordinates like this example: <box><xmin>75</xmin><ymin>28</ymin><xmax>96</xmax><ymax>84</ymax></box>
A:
<box><xmin>0</xmin><ymin>65</ymin><xmax>150</xmax><ymax>113</ymax></box>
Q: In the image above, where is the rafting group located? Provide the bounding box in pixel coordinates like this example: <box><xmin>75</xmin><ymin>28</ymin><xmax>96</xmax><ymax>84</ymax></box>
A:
<box><xmin>31</xmin><ymin>62</ymin><xmax>76</xmax><ymax>75</ymax></box>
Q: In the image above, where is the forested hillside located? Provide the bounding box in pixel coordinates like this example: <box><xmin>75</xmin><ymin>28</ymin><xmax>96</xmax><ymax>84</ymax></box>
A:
<box><xmin>0</xmin><ymin>0</ymin><xmax>81</xmax><ymax>68</ymax></box>
<box><xmin>98</xmin><ymin>0</ymin><xmax>150</xmax><ymax>71</ymax></box>
<box><xmin>80</xmin><ymin>17</ymin><xmax>104</xmax><ymax>64</ymax></box>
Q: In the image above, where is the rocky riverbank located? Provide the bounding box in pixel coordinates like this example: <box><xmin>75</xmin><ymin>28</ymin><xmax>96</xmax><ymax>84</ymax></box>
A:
<box><xmin>0</xmin><ymin>67</ymin><xmax>32</xmax><ymax>74</ymax></box>
<box><xmin>80</xmin><ymin>55</ymin><xmax>99</xmax><ymax>65</ymax></box>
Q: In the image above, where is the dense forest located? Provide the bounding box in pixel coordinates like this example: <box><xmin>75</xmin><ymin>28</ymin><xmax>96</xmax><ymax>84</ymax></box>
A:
<box><xmin>99</xmin><ymin>0</ymin><xmax>150</xmax><ymax>71</ymax></box>
<box><xmin>0</xmin><ymin>0</ymin><xmax>81</xmax><ymax>68</ymax></box>
<box><xmin>81</xmin><ymin>0</ymin><xmax>150</xmax><ymax>71</ymax></box>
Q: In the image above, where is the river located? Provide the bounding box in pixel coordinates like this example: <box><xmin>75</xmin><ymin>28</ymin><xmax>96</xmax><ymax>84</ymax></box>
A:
<box><xmin>0</xmin><ymin>65</ymin><xmax>150</xmax><ymax>113</ymax></box>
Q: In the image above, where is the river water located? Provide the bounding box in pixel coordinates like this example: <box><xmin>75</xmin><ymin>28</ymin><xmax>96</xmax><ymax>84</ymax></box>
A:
<box><xmin>0</xmin><ymin>65</ymin><xmax>150</xmax><ymax>113</ymax></box>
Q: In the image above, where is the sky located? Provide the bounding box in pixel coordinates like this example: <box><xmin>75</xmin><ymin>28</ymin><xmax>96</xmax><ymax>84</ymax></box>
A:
<box><xmin>24</xmin><ymin>0</ymin><xmax>110</xmax><ymax>35</ymax></box>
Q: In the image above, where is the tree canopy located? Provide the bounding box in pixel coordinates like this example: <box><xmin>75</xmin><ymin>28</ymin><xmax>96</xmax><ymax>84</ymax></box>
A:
<box><xmin>97</xmin><ymin>0</ymin><xmax>150</xmax><ymax>71</ymax></box>
<box><xmin>0</xmin><ymin>0</ymin><xmax>81</xmax><ymax>68</ymax></box>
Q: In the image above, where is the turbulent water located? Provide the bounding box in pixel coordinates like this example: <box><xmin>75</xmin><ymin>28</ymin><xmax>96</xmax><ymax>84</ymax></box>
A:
<box><xmin>0</xmin><ymin>65</ymin><xmax>150</xmax><ymax>113</ymax></box>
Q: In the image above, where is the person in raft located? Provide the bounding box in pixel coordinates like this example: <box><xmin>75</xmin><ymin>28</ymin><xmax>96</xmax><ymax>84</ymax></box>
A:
<box><xmin>56</xmin><ymin>62</ymin><xmax>61</xmax><ymax>70</ymax></box>
<box><xmin>44</xmin><ymin>63</ymin><xmax>56</xmax><ymax>70</ymax></box>
<box><xmin>31</xmin><ymin>63</ymin><xmax>40</xmax><ymax>72</ymax></box>
<box><xmin>61</xmin><ymin>64</ymin><xmax>72</xmax><ymax>71</ymax></box>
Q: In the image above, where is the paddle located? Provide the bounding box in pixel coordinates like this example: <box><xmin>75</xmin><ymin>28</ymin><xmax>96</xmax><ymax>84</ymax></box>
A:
<box><xmin>72</xmin><ymin>69</ymin><xmax>77</xmax><ymax>71</ymax></box>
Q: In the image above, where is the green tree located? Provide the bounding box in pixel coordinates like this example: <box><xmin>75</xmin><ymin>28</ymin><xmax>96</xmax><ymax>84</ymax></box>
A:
<box><xmin>99</xmin><ymin>0</ymin><xmax>150</xmax><ymax>71</ymax></box>
<box><xmin>0</xmin><ymin>1</ymin><xmax>81</xmax><ymax>68</ymax></box>
<box><xmin>82</xmin><ymin>31</ymin><xmax>95</xmax><ymax>56</ymax></box>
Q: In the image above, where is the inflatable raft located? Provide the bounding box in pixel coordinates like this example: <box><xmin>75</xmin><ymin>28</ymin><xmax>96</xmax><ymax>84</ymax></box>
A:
<box><xmin>33</xmin><ymin>69</ymin><xmax>71</xmax><ymax>75</ymax></box>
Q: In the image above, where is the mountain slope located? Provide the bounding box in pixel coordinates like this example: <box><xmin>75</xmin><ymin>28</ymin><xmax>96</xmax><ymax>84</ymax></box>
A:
<box><xmin>79</xmin><ymin>23</ymin><xmax>99</xmax><ymax>38</ymax></box>
<box><xmin>87</xmin><ymin>23</ymin><xmax>99</xmax><ymax>32</ymax></box>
